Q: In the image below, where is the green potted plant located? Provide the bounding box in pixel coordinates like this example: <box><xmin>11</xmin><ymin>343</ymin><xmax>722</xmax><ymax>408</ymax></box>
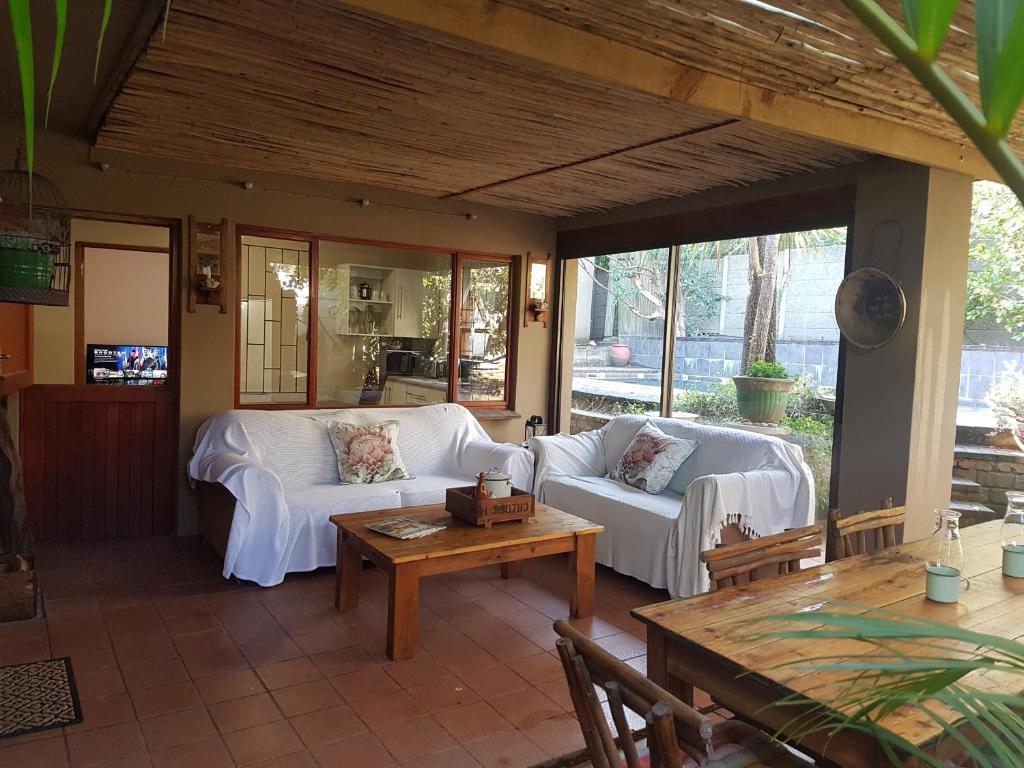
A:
<box><xmin>988</xmin><ymin>373</ymin><xmax>1024</xmax><ymax>453</ymax></box>
<box><xmin>733</xmin><ymin>359</ymin><xmax>794</xmax><ymax>424</ymax></box>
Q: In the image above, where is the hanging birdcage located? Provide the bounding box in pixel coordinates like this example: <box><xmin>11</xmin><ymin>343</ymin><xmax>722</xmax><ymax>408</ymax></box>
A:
<box><xmin>0</xmin><ymin>146</ymin><xmax>71</xmax><ymax>306</ymax></box>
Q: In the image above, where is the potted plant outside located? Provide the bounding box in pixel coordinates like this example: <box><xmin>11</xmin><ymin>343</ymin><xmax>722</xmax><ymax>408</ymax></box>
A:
<box><xmin>733</xmin><ymin>359</ymin><xmax>794</xmax><ymax>424</ymax></box>
<box><xmin>609</xmin><ymin>343</ymin><xmax>631</xmax><ymax>367</ymax></box>
<box><xmin>988</xmin><ymin>373</ymin><xmax>1024</xmax><ymax>453</ymax></box>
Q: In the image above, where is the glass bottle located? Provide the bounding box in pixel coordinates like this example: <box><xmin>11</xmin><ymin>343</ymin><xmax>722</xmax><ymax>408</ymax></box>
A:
<box><xmin>1002</xmin><ymin>492</ymin><xmax>1024</xmax><ymax>578</ymax></box>
<box><xmin>925</xmin><ymin>509</ymin><xmax>968</xmax><ymax>603</ymax></box>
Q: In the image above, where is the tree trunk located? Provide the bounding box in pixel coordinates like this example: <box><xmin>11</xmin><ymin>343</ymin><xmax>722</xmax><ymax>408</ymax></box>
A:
<box><xmin>590</xmin><ymin>256</ymin><xmax>610</xmax><ymax>341</ymax></box>
<box><xmin>741</xmin><ymin>235</ymin><xmax>779</xmax><ymax>372</ymax></box>
<box><xmin>0</xmin><ymin>399</ymin><xmax>31</xmax><ymax>559</ymax></box>
<box><xmin>741</xmin><ymin>242</ymin><xmax>761</xmax><ymax>373</ymax></box>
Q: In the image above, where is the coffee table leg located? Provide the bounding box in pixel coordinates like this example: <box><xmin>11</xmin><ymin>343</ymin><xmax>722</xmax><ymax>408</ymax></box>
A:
<box><xmin>336</xmin><ymin>530</ymin><xmax>361</xmax><ymax>610</ymax></box>
<box><xmin>500</xmin><ymin>562</ymin><xmax>523</xmax><ymax>579</ymax></box>
<box><xmin>569</xmin><ymin>532</ymin><xmax>596</xmax><ymax>618</ymax></box>
<box><xmin>387</xmin><ymin>564</ymin><xmax>419</xmax><ymax>661</ymax></box>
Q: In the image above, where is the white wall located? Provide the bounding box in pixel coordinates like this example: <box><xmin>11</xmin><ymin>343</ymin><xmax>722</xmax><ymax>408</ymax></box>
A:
<box><xmin>83</xmin><ymin>248</ymin><xmax>169</xmax><ymax>347</ymax></box>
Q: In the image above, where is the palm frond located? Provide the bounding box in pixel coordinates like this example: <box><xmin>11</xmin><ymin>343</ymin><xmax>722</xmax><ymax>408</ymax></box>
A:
<box><xmin>753</xmin><ymin>606</ymin><xmax>1024</xmax><ymax>767</ymax></box>
<box><xmin>7</xmin><ymin>0</ymin><xmax>34</xmax><ymax>177</ymax></box>
<box><xmin>44</xmin><ymin>0</ymin><xmax>67</xmax><ymax>129</ymax></box>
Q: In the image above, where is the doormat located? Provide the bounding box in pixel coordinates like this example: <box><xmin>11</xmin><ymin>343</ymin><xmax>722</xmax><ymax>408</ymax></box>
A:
<box><xmin>0</xmin><ymin>657</ymin><xmax>82</xmax><ymax>739</ymax></box>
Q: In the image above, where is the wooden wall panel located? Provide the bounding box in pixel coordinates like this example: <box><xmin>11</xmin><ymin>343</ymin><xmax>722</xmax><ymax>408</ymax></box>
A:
<box><xmin>0</xmin><ymin>302</ymin><xmax>33</xmax><ymax>396</ymax></box>
<box><xmin>20</xmin><ymin>385</ymin><xmax>175</xmax><ymax>542</ymax></box>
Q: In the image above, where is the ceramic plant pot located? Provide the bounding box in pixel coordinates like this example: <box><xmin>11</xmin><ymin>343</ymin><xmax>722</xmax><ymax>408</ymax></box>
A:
<box><xmin>733</xmin><ymin>376</ymin><xmax>794</xmax><ymax>424</ymax></box>
<box><xmin>1014</xmin><ymin>419</ymin><xmax>1024</xmax><ymax>454</ymax></box>
<box><xmin>609</xmin><ymin>344</ymin><xmax>631</xmax><ymax>367</ymax></box>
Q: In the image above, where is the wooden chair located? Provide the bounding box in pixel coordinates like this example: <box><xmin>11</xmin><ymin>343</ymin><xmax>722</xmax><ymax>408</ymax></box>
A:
<box><xmin>700</xmin><ymin>525</ymin><xmax>823</xmax><ymax>591</ymax></box>
<box><xmin>828</xmin><ymin>497</ymin><xmax>905</xmax><ymax>560</ymax></box>
<box><xmin>552</xmin><ymin>620</ymin><xmax>812</xmax><ymax>768</ymax></box>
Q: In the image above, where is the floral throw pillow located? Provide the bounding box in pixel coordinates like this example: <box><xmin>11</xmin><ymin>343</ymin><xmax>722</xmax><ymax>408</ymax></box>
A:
<box><xmin>609</xmin><ymin>422</ymin><xmax>698</xmax><ymax>495</ymax></box>
<box><xmin>326</xmin><ymin>420</ymin><xmax>410</xmax><ymax>484</ymax></box>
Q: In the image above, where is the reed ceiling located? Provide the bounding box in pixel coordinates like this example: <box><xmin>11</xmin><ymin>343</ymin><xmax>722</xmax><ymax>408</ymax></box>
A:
<box><xmin>93</xmin><ymin>0</ymin><xmax>998</xmax><ymax>217</ymax></box>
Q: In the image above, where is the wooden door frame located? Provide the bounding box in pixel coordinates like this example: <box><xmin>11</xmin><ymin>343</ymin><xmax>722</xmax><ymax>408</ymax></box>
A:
<box><xmin>74</xmin><ymin>242</ymin><xmax>172</xmax><ymax>386</ymax></box>
<box><xmin>65</xmin><ymin>209</ymin><xmax>183</xmax><ymax>531</ymax></box>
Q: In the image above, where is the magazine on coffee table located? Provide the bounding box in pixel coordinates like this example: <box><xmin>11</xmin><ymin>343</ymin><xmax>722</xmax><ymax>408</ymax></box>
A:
<box><xmin>365</xmin><ymin>516</ymin><xmax>446</xmax><ymax>540</ymax></box>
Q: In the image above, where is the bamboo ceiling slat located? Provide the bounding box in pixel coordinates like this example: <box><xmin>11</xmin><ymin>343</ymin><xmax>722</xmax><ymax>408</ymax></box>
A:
<box><xmin>495</xmin><ymin>0</ymin><xmax>1023</xmax><ymax>148</ymax></box>
<box><xmin>461</xmin><ymin>121</ymin><xmax>865</xmax><ymax>215</ymax></box>
<box><xmin>97</xmin><ymin>0</ymin><xmax>870</xmax><ymax>216</ymax></box>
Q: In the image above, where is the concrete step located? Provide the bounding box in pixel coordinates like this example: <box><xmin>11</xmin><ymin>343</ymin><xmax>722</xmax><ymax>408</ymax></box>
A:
<box><xmin>951</xmin><ymin>476</ymin><xmax>988</xmax><ymax>504</ymax></box>
<box><xmin>954</xmin><ymin>444</ymin><xmax>1024</xmax><ymax>464</ymax></box>
<box><xmin>949</xmin><ymin>500</ymin><xmax>1000</xmax><ymax>527</ymax></box>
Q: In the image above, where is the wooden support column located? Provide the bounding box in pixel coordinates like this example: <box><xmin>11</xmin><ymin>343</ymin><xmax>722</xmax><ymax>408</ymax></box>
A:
<box><xmin>835</xmin><ymin>162</ymin><xmax>973</xmax><ymax>542</ymax></box>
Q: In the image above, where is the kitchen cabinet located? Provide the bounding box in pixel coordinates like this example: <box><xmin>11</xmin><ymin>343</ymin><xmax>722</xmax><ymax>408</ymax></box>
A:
<box><xmin>392</xmin><ymin>269</ymin><xmax>425</xmax><ymax>338</ymax></box>
<box><xmin>329</xmin><ymin>263</ymin><xmax>396</xmax><ymax>337</ymax></box>
<box><xmin>0</xmin><ymin>302</ymin><xmax>32</xmax><ymax>396</ymax></box>
<box><xmin>383</xmin><ymin>379</ymin><xmax>406</xmax><ymax>406</ymax></box>
<box><xmin>404</xmin><ymin>381</ymin><xmax>445</xmax><ymax>405</ymax></box>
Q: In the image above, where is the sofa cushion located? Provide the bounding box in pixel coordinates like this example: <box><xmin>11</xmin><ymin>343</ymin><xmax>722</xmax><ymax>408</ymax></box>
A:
<box><xmin>326</xmin><ymin>419</ymin><xmax>411</xmax><ymax>484</ymax></box>
<box><xmin>284</xmin><ymin>483</ymin><xmax>404</xmax><ymax>519</ymax></box>
<box><xmin>396</xmin><ymin>474</ymin><xmax>472</xmax><ymax>507</ymax></box>
<box><xmin>609</xmin><ymin>422</ymin><xmax>698</xmax><ymax>495</ymax></box>
<box><xmin>543</xmin><ymin>476</ymin><xmax>683</xmax><ymax>590</ymax></box>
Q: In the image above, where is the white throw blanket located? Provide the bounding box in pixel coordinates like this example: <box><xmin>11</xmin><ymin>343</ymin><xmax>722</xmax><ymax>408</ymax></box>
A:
<box><xmin>188</xmin><ymin>404</ymin><xmax>534</xmax><ymax>586</ymax></box>
<box><xmin>532</xmin><ymin>415</ymin><xmax>814</xmax><ymax>597</ymax></box>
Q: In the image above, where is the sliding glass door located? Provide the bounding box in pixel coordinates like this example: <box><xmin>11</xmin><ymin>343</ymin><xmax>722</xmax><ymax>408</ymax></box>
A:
<box><xmin>570</xmin><ymin>249</ymin><xmax>670</xmax><ymax>420</ymax></box>
<box><xmin>563</xmin><ymin>229</ymin><xmax>847</xmax><ymax>518</ymax></box>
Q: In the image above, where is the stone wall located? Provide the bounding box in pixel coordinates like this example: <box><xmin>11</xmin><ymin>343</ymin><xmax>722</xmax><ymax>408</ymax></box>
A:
<box><xmin>952</xmin><ymin>445</ymin><xmax>1024</xmax><ymax>514</ymax></box>
<box><xmin>568</xmin><ymin>409</ymin><xmax>612</xmax><ymax>434</ymax></box>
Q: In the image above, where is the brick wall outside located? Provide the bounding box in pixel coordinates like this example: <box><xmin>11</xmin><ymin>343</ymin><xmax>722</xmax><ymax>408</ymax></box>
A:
<box><xmin>953</xmin><ymin>449</ymin><xmax>1024</xmax><ymax>514</ymax></box>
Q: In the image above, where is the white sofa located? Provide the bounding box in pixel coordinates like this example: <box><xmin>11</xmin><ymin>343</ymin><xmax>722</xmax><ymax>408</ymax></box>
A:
<box><xmin>188</xmin><ymin>404</ymin><xmax>533</xmax><ymax>586</ymax></box>
<box><xmin>531</xmin><ymin>415</ymin><xmax>814</xmax><ymax>598</ymax></box>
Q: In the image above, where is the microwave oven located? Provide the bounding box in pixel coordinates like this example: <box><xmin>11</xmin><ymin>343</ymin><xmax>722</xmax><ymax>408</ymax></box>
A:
<box><xmin>386</xmin><ymin>349</ymin><xmax>420</xmax><ymax>374</ymax></box>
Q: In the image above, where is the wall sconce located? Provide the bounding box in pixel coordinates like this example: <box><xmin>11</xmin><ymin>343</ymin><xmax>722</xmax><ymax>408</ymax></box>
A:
<box><xmin>524</xmin><ymin>253</ymin><xmax>550</xmax><ymax>327</ymax></box>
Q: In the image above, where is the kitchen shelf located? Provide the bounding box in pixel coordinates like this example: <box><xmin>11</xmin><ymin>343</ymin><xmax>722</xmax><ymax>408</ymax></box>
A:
<box><xmin>349</xmin><ymin>299</ymin><xmax>393</xmax><ymax>305</ymax></box>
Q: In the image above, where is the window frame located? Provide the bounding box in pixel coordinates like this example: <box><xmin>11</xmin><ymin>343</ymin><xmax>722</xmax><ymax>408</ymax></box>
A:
<box><xmin>235</xmin><ymin>226</ymin><xmax>317</xmax><ymax>409</ymax></box>
<box><xmin>451</xmin><ymin>251</ymin><xmax>520</xmax><ymax>410</ymax></box>
<box><xmin>233</xmin><ymin>224</ymin><xmax>519</xmax><ymax>411</ymax></box>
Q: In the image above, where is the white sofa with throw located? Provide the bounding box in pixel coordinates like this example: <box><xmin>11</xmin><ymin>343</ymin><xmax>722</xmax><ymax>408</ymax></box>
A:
<box><xmin>530</xmin><ymin>415</ymin><xmax>814</xmax><ymax>598</ymax></box>
<box><xmin>188</xmin><ymin>404</ymin><xmax>533</xmax><ymax>586</ymax></box>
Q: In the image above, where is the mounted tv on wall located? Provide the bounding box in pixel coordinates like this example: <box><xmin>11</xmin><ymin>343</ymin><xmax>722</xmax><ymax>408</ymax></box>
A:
<box><xmin>86</xmin><ymin>344</ymin><xmax>169</xmax><ymax>385</ymax></box>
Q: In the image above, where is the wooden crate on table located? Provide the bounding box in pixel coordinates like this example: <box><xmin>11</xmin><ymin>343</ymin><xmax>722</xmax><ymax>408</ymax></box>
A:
<box><xmin>445</xmin><ymin>486</ymin><xmax>535</xmax><ymax>528</ymax></box>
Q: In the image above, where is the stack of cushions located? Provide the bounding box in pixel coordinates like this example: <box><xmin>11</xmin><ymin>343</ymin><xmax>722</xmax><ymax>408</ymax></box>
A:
<box><xmin>609</xmin><ymin>421</ymin><xmax>698</xmax><ymax>494</ymax></box>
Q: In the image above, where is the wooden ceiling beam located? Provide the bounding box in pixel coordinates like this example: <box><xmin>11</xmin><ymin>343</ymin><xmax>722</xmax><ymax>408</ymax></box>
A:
<box><xmin>441</xmin><ymin>119</ymin><xmax>741</xmax><ymax>198</ymax></box>
<box><xmin>340</xmin><ymin>0</ymin><xmax>997</xmax><ymax>181</ymax></box>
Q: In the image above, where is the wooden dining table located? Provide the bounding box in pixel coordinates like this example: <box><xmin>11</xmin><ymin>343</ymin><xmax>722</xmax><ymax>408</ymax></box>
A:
<box><xmin>632</xmin><ymin>520</ymin><xmax>1024</xmax><ymax>767</ymax></box>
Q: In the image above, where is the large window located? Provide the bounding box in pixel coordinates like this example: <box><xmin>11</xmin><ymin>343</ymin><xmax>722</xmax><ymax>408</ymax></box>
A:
<box><xmin>236</xmin><ymin>228</ymin><xmax>516</xmax><ymax>410</ymax></box>
<box><xmin>239</xmin><ymin>235</ymin><xmax>312</xmax><ymax>405</ymax></box>
<box><xmin>566</xmin><ymin>229</ymin><xmax>846</xmax><ymax>518</ymax></box>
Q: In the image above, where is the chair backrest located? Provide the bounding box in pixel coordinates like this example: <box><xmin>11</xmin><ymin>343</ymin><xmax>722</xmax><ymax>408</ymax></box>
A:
<box><xmin>827</xmin><ymin>497</ymin><xmax>905</xmax><ymax>560</ymax></box>
<box><xmin>700</xmin><ymin>525</ymin><xmax>823</xmax><ymax>591</ymax></box>
<box><xmin>553</xmin><ymin>619</ymin><xmax>712</xmax><ymax>768</ymax></box>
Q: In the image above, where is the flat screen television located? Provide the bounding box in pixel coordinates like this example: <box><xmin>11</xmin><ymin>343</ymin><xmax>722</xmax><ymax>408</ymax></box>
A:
<box><xmin>86</xmin><ymin>344</ymin><xmax>169</xmax><ymax>385</ymax></box>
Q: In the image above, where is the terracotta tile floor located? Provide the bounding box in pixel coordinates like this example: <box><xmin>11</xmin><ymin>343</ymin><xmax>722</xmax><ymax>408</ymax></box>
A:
<box><xmin>0</xmin><ymin>536</ymin><xmax>669</xmax><ymax>767</ymax></box>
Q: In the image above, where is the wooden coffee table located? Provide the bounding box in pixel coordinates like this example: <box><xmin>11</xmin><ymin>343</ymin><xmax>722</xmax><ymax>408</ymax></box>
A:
<box><xmin>330</xmin><ymin>503</ymin><xmax>604</xmax><ymax>660</ymax></box>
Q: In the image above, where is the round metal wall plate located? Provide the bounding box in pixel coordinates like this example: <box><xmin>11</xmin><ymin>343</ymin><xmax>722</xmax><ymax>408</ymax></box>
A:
<box><xmin>834</xmin><ymin>266</ymin><xmax>907</xmax><ymax>350</ymax></box>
